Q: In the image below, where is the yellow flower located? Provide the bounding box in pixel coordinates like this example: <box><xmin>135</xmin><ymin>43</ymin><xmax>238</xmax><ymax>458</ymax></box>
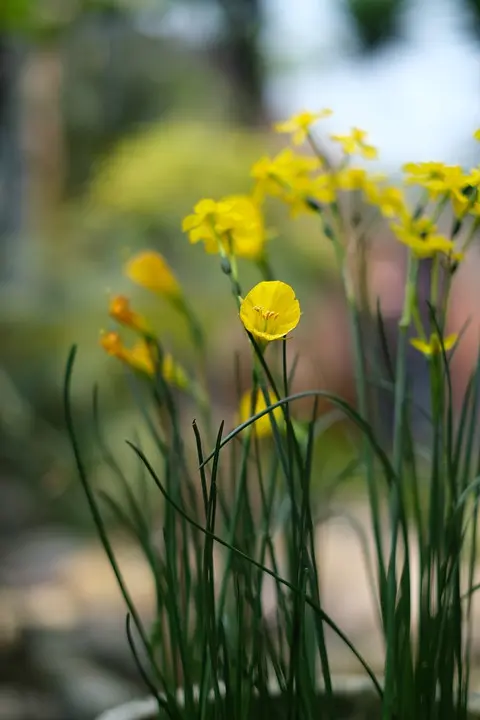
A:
<box><xmin>474</xmin><ymin>129</ymin><xmax>480</xmax><ymax>142</ymax></box>
<box><xmin>100</xmin><ymin>331</ymin><xmax>125</xmax><ymax>359</ymax></box>
<box><xmin>239</xmin><ymin>280</ymin><xmax>301</xmax><ymax>343</ymax></box>
<box><xmin>100</xmin><ymin>331</ymin><xmax>188</xmax><ymax>387</ymax></box>
<box><xmin>182</xmin><ymin>195</ymin><xmax>265</xmax><ymax>260</ymax></box>
<box><xmin>335</xmin><ymin>167</ymin><xmax>370</xmax><ymax>191</ymax></box>
<box><xmin>391</xmin><ymin>213</ymin><xmax>458</xmax><ymax>259</ymax></box>
<box><xmin>124</xmin><ymin>250</ymin><xmax>181</xmax><ymax>298</ymax></box>
<box><xmin>285</xmin><ymin>173</ymin><xmax>336</xmax><ymax>216</ymax></box>
<box><xmin>392</xmin><ymin>228</ymin><xmax>455</xmax><ymax>259</ymax></box>
<box><xmin>251</xmin><ymin>148</ymin><xmax>319</xmax><ymax>200</ymax></box>
<box><xmin>331</xmin><ymin>128</ymin><xmax>378</xmax><ymax>160</ymax></box>
<box><xmin>100</xmin><ymin>331</ymin><xmax>155</xmax><ymax>375</ymax></box>
<box><xmin>410</xmin><ymin>333</ymin><xmax>458</xmax><ymax>357</ymax></box>
<box><xmin>251</xmin><ymin>149</ymin><xmax>335</xmax><ymax>215</ymax></box>
<box><xmin>366</xmin><ymin>185</ymin><xmax>406</xmax><ymax>218</ymax></box>
<box><xmin>274</xmin><ymin>108</ymin><xmax>333</xmax><ymax>145</ymax></box>
<box><xmin>109</xmin><ymin>295</ymin><xmax>151</xmax><ymax>334</ymax></box>
<box><xmin>238</xmin><ymin>389</ymin><xmax>283</xmax><ymax>438</ymax></box>
<box><xmin>403</xmin><ymin>162</ymin><xmax>470</xmax><ymax>216</ymax></box>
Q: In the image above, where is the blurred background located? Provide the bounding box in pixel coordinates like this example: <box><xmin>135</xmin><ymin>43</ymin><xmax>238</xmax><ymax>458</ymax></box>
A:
<box><xmin>2</xmin><ymin>0</ymin><xmax>480</xmax><ymax>718</ymax></box>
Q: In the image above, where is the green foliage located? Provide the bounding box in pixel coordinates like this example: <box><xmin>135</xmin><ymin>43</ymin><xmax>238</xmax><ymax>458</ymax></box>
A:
<box><xmin>0</xmin><ymin>0</ymin><xmax>32</xmax><ymax>32</ymax></box>
<box><xmin>344</xmin><ymin>0</ymin><xmax>405</xmax><ymax>51</ymax></box>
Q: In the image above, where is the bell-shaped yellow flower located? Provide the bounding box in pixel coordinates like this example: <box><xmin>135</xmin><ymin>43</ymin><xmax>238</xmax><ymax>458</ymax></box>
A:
<box><xmin>124</xmin><ymin>250</ymin><xmax>181</xmax><ymax>299</ymax></box>
<box><xmin>238</xmin><ymin>389</ymin><xmax>283</xmax><ymax>438</ymax></box>
<box><xmin>410</xmin><ymin>333</ymin><xmax>458</xmax><ymax>357</ymax></box>
<box><xmin>239</xmin><ymin>280</ymin><xmax>301</xmax><ymax>343</ymax></box>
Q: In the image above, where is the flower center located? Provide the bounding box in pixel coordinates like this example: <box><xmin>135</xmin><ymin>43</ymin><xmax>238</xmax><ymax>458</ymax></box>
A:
<box><xmin>254</xmin><ymin>305</ymin><xmax>279</xmax><ymax>323</ymax></box>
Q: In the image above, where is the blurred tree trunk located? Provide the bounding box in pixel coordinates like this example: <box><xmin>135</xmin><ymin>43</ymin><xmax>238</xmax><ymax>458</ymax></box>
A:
<box><xmin>217</xmin><ymin>0</ymin><xmax>265</xmax><ymax>126</ymax></box>
<box><xmin>0</xmin><ymin>38</ymin><xmax>25</xmax><ymax>283</ymax></box>
<box><xmin>23</xmin><ymin>44</ymin><xmax>65</xmax><ymax>235</ymax></box>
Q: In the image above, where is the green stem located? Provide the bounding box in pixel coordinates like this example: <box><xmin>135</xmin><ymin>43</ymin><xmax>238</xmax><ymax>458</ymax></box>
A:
<box><xmin>256</xmin><ymin>254</ymin><xmax>275</xmax><ymax>281</ymax></box>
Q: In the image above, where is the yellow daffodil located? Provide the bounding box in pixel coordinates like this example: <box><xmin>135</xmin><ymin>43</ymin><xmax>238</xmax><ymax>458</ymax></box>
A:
<box><xmin>238</xmin><ymin>389</ymin><xmax>283</xmax><ymax>438</ymax></box>
<box><xmin>473</xmin><ymin>129</ymin><xmax>480</xmax><ymax>142</ymax></box>
<box><xmin>410</xmin><ymin>333</ymin><xmax>458</xmax><ymax>357</ymax></box>
<box><xmin>182</xmin><ymin>195</ymin><xmax>265</xmax><ymax>260</ymax></box>
<box><xmin>124</xmin><ymin>250</ymin><xmax>181</xmax><ymax>299</ymax></box>
<box><xmin>331</xmin><ymin>127</ymin><xmax>378</xmax><ymax>160</ymax></box>
<box><xmin>109</xmin><ymin>295</ymin><xmax>151</xmax><ymax>334</ymax></box>
<box><xmin>274</xmin><ymin>108</ymin><xmax>333</xmax><ymax>146</ymax></box>
<box><xmin>100</xmin><ymin>331</ymin><xmax>188</xmax><ymax>387</ymax></box>
<box><xmin>239</xmin><ymin>280</ymin><xmax>301</xmax><ymax>344</ymax></box>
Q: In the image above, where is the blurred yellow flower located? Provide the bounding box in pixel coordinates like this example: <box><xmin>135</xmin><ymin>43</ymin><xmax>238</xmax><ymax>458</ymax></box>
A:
<box><xmin>473</xmin><ymin>129</ymin><xmax>480</xmax><ymax>142</ymax></box>
<box><xmin>100</xmin><ymin>331</ymin><xmax>188</xmax><ymax>387</ymax></box>
<box><xmin>392</xmin><ymin>228</ymin><xmax>455</xmax><ymax>259</ymax></box>
<box><xmin>100</xmin><ymin>330</ymin><xmax>125</xmax><ymax>359</ymax></box>
<box><xmin>366</xmin><ymin>185</ymin><xmax>406</xmax><ymax>218</ymax></box>
<box><xmin>182</xmin><ymin>195</ymin><xmax>265</xmax><ymax>260</ymax></box>
<box><xmin>336</xmin><ymin>167</ymin><xmax>370</xmax><ymax>191</ymax></box>
<box><xmin>238</xmin><ymin>389</ymin><xmax>283</xmax><ymax>437</ymax></box>
<box><xmin>285</xmin><ymin>174</ymin><xmax>336</xmax><ymax>216</ymax></box>
<box><xmin>391</xmin><ymin>213</ymin><xmax>459</xmax><ymax>259</ymax></box>
<box><xmin>124</xmin><ymin>251</ymin><xmax>181</xmax><ymax>299</ymax></box>
<box><xmin>410</xmin><ymin>333</ymin><xmax>458</xmax><ymax>357</ymax></box>
<box><xmin>274</xmin><ymin>108</ymin><xmax>333</xmax><ymax>145</ymax></box>
<box><xmin>109</xmin><ymin>295</ymin><xmax>151</xmax><ymax>334</ymax></box>
<box><xmin>251</xmin><ymin>149</ymin><xmax>337</xmax><ymax>215</ymax></box>
<box><xmin>100</xmin><ymin>332</ymin><xmax>155</xmax><ymax>375</ymax></box>
<box><xmin>251</xmin><ymin>149</ymin><xmax>318</xmax><ymax>202</ymax></box>
<box><xmin>331</xmin><ymin>128</ymin><xmax>378</xmax><ymax>160</ymax></box>
<box><xmin>239</xmin><ymin>280</ymin><xmax>301</xmax><ymax>343</ymax></box>
<box><xmin>403</xmin><ymin>162</ymin><xmax>469</xmax><ymax>216</ymax></box>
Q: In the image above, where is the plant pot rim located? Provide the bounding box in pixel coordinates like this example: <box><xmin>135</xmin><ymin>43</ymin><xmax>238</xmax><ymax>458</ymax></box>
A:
<box><xmin>95</xmin><ymin>674</ymin><xmax>480</xmax><ymax>720</ymax></box>
<box><xmin>96</xmin><ymin>675</ymin><xmax>374</xmax><ymax>720</ymax></box>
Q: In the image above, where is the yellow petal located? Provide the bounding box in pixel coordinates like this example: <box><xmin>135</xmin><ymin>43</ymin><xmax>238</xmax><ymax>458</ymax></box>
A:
<box><xmin>443</xmin><ymin>333</ymin><xmax>458</xmax><ymax>352</ymax></box>
<box><xmin>238</xmin><ymin>389</ymin><xmax>283</xmax><ymax>438</ymax></box>
<box><xmin>409</xmin><ymin>337</ymin><xmax>433</xmax><ymax>356</ymax></box>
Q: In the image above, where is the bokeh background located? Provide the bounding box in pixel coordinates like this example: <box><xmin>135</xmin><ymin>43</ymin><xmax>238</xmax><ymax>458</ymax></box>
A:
<box><xmin>2</xmin><ymin>1</ymin><xmax>480</xmax><ymax>718</ymax></box>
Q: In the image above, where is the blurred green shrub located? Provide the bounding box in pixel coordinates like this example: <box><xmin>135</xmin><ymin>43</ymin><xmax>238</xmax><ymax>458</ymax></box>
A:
<box><xmin>88</xmin><ymin>118</ymin><xmax>266</xmax><ymax>217</ymax></box>
<box><xmin>344</xmin><ymin>0</ymin><xmax>405</xmax><ymax>51</ymax></box>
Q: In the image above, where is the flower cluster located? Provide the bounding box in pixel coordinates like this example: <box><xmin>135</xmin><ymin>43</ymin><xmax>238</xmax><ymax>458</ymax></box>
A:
<box><xmin>100</xmin><ymin>108</ymin><xmax>480</xmax><ymax>430</ymax></box>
